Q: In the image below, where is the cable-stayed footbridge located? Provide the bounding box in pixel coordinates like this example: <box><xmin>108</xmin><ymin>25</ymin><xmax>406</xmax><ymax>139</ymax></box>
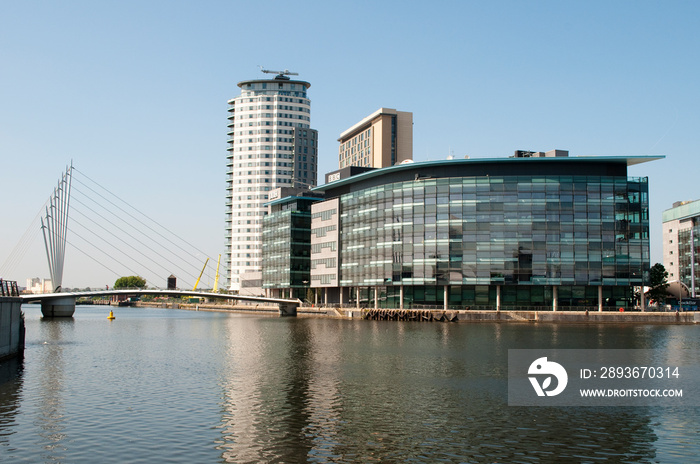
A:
<box><xmin>3</xmin><ymin>165</ymin><xmax>301</xmax><ymax>317</ymax></box>
<box><xmin>21</xmin><ymin>290</ymin><xmax>300</xmax><ymax>317</ymax></box>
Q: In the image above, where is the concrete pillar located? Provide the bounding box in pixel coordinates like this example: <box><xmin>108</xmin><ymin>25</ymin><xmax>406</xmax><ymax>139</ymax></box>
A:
<box><xmin>552</xmin><ymin>286</ymin><xmax>558</xmax><ymax>312</ymax></box>
<box><xmin>400</xmin><ymin>286</ymin><xmax>404</xmax><ymax>309</ymax></box>
<box><xmin>339</xmin><ymin>288</ymin><xmax>344</xmax><ymax>306</ymax></box>
<box><xmin>41</xmin><ymin>295</ymin><xmax>76</xmax><ymax>317</ymax></box>
<box><xmin>496</xmin><ymin>285</ymin><xmax>501</xmax><ymax>311</ymax></box>
<box><xmin>640</xmin><ymin>287</ymin><xmax>646</xmax><ymax>312</ymax></box>
<box><xmin>314</xmin><ymin>289</ymin><xmax>318</xmax><ymax>306</ymax></box>
<box><xmin>324</xmin><ymin>287</ymin><xmax>328</xmax><ymax>305</ymax></box>
<box><xmin>598</xmin><ymin>285</ymin><xmax>603</xmax><ymax>312</ymax></box>
<box><xmin>444</xmin><ymin>285</ymin><xmax>448</xmax><ymax>311</ymax></box>
<box><xmin>356</xmin><ymin>287</ymin><xmax>360</xmax><ymax>309</ymax></box>
<box><xmin>374</xmin><ymin>287</ymin><xmax>378</xmax><ymax>309</ymax></box>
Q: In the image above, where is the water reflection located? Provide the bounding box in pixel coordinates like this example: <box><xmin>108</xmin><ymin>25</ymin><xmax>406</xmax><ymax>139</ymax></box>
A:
<box><xmin>0</xmin><ymin>356</ymin><xmax>24</xmax><ymax>450</ymax></box>
<box><xmin>217</xmin><ymin>315</ymin><xmax>267</xmax><ymax>462</ymax></box>
<box><xmin>36</xmin><ymin>318</ymin><xmax>74</xmax><ymax>461</ymax></box>
<box><xmin>214</xmin><ymin>319</ymin><xmax>671</xmax><ymax>462</ymax></box>
<box><xmin>217</xmin><ymin>317</ymin><xmax>345</xmax><ymax>463</ymax></box>
<box><xmin>4</xmin><ymin>307</ymin><xmax>699</xmax><ymax>463</ymax></box>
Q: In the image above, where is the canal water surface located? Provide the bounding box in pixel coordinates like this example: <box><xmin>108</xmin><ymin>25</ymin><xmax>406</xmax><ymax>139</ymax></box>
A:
<box><xmin>1</xmin><ymin>305</ymin><xmax>699</xmax><ymax>463</ymax></box>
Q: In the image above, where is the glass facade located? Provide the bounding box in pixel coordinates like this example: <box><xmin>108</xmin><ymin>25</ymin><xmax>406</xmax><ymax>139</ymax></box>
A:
<box><xmin>678</xmin><ymin>224</ymin><xmax>700</xmax><ymax>293</ymax></box>
<box><xmin>335</xmin><ymin>175</ymin><xmax>649</xmax><ymax>309</ymax></box>
<box><xmin>262</xmin><ymin>198</ymin><xmax>316</xmax><ymax>298</ymax></box>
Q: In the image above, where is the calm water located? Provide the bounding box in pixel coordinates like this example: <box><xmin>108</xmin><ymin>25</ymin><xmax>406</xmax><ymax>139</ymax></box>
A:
<box><xmin>1</xmin><ymin>305</ymin><xmax>699</xmax><ymax>463</ymax></box>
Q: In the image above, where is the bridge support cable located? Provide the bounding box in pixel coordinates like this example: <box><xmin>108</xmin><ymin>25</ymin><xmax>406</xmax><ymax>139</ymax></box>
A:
<box><xmin>65</xmin><ymin>226</ymin><xmax>179</xmax><ymax>289</ymax></box>
<box><xmin>69</xmin><ymin>188</ymin><xmax>205</xmax><ymax>276</ymax></box>
<box><xmin>64</xmin><ymin>236</ymin><xmax>154</xmax><ymax>286</ymax></box>
<box><xmin>69</xmin><ymin>168</ymin><xmax>221</xmax><ymax>287</ymax></box>
<box><xmin>71</xmin><ymin>168</ymin><xmax>221</xmax><ymax>277</ymax></box>
<box><xmin>40</xmin><ymin>164</ymin><xmax>72</xmax><ymax>292</ymax></box>
<box><xmin>0</xmin><ymin>205</ymin><xmax>45</xmax><ymax>277</ymax></box>
<box><xmin>68</xmin><ymin>199</ymin><xmax>200</xmax><ymax>286</ymax></box>
<box><xmin>68</xmin><ymin>188</ymin><xmax>202</xmax><ymax>288</ymax></box>
<box><xmin>66</xmin><ymin>218</ymin><xmax>196</xmax><ymax>289</ymax></box>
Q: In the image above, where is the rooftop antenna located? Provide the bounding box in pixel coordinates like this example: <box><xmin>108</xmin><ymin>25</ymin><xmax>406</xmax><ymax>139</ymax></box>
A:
<box><xmin>259</xmin><ymin>66</ymin><xmax>299</xmax><ymax>80</ymax></box>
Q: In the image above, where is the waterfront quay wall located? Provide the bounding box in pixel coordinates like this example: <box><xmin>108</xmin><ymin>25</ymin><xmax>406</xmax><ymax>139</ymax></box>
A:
<box><xmin>135</xmin><ymin>300</ymin><xmax>699</xmax><ymax>324</ymax></box>
<box><xmin>353</xmin><ymin>308</ymin><xmax>700</xmax><ymax>324</ymax></box>
<box><xmin>0</xmin><ymin>297</ymin><xmax>24</xmax><ymax>361</ymax></box>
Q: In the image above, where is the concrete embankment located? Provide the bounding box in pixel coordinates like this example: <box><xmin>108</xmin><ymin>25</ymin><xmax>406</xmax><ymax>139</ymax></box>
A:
<box><xmin>136</xmin><ymin>301</ymin><xmax>700</xmax><ymax>324</ymax></box>
<box><xmin>0</xmin><ymin>297</ymin><xmax>24</xmax><ymax>361</ymax></box>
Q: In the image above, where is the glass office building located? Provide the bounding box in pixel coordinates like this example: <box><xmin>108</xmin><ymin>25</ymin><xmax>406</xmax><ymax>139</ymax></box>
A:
<box><xmin>310</xmin><ymin>154</ymin><xmax>661</xmax><ymax>310</ymax></box>
<box><xmin>262</xmin><ymin>195</ymin><xmax>318</xmax><ymax>299</ymax></box>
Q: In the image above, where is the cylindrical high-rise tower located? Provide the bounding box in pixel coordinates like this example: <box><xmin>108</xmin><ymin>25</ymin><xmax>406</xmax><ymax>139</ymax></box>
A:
<box><xmin>225</xmin><ymin>71</ymin><xmax>318</xmax><ymax>291</ymax></box>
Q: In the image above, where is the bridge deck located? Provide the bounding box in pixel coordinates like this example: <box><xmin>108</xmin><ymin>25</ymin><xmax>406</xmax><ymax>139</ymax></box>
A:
<box><xmin>20</xmin><ymin>289</ymin><xmax>299</xmax><ymax>306</ymax></box>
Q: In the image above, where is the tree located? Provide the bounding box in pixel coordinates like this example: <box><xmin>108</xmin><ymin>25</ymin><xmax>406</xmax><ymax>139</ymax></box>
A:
<box><xmin>114</xmin><ymin>276</ymin><xmax>147</xmax><ymax>289</ymax></box>
<box><xmin>645</xmin><ymin>263</ymin><xmax>669</xmax><ymax>304</ymax></box>
<box><xmin>305</xmin><ymin>288</ymin><xmax>315</xmax><ymax>305</ymax></box>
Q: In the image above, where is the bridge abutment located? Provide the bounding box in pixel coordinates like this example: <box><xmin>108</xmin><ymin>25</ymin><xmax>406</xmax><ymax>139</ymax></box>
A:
<box><xmin>278</xmin><ymin>302</ymin><xmax>299</xmax><ymax>317</ymax></box>
<box><xmin>41</xmin><ymin>296</ymin><xmax>76</xmax><ymax>317</ymax></box>
<box><xmin>0</xmin><ymin>296</ymin><xmax>24</xmax><ymax>361</ymax></box>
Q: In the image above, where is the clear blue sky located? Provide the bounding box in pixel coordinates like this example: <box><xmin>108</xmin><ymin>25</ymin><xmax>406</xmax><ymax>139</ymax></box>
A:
<box><xmin>1</xmin><ymin>0</ymin><xmax>698</xmax><ymax>288</ymax></box>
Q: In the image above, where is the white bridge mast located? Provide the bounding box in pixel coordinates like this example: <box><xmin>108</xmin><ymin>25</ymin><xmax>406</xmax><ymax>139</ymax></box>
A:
<box><xmin>41</xmin><ymin>163</ymin><xmax>73</xmax><ymax>292</ymax></box>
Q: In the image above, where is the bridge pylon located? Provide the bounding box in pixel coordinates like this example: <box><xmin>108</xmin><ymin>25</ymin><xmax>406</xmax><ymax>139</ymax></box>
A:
<box><xmin>40</xmin><ymin>164</ymin><xmax>75</xmax><ymax>317</ymax></box>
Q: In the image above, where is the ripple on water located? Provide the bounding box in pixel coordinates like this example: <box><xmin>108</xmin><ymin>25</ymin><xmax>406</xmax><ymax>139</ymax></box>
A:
<box><xmin>1</xmin><ymin>308</ymin><xmax>699</xmax><ymax>463</ymax></box>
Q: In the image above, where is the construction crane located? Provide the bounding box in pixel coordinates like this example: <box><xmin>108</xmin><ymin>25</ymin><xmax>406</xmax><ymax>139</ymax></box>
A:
<box><xmin>212</xmin><ymin>254</ymin><xmax>221</xmax><ymax>292</ymax></box>
<box><xmin>259</xmin><ymin>66</ymin><xmax>298</xmax><ymax>79</ymax></box>
<box><xmin>193</xmin><ymin>258</ymin><xmax>209</xmax><ymax>291</ymax></box>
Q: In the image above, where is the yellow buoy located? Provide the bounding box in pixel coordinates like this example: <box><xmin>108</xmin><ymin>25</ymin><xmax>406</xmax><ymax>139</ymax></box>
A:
<box><xmin>107</xmin><ymin>310</ymin><xmax>115</xmax><ymax>320</ymax></box>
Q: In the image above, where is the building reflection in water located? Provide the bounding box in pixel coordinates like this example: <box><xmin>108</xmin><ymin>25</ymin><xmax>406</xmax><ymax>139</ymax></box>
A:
<box><xmin>215</xmin><ymin>318</ymin><xmax>667</xmax><ymax>462</ymax></box>
<box><xmin>216</xmin><ymin>316</ymin><xmax>343</xmax><ymax>462</ymax></box>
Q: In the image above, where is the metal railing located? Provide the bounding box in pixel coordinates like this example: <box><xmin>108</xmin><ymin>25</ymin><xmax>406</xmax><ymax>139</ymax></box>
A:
<box><xmin>0</xmin><ymin>279</ymin><xmax>20</xmax><ymax>297</ymax></box>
